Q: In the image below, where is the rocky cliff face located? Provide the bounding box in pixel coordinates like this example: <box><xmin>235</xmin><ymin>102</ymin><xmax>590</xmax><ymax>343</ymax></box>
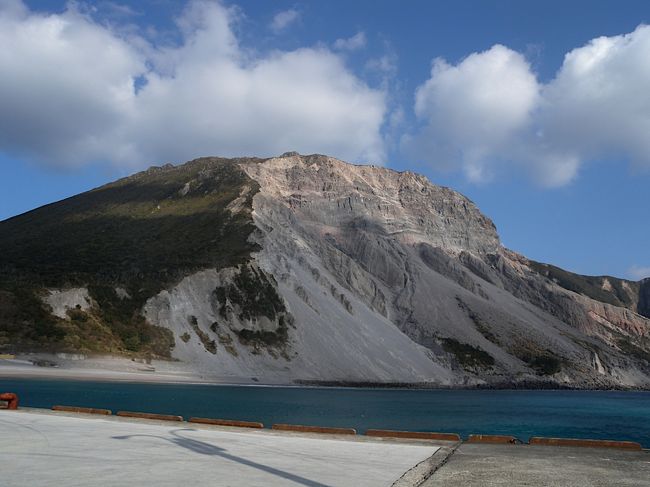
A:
<box><xmin>1</xmin><ymin>153</ymin><xmax>649</xmax><ymax>387</ymax></box>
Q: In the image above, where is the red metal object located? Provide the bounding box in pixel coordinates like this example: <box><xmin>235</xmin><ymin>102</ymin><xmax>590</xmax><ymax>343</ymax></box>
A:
<box><xmin>0</xmin><ymin>392</ymin><xmax>18</xmax><ymax>410</ymax></box>
<box><xmin>529</xmin><ymin>436</ymin><xmax>642</xmax><ymax>450</ymax></box>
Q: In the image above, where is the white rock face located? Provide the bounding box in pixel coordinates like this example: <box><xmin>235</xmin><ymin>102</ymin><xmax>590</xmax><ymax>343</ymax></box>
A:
<box><xmin>44</xmin><ymin>288</ymin><xmax>91</xmax><ymax>319</ymax></box>
<box><xmin>142</xmin><ymin>153</ymin><xmax>650</xmax><ymax>387</ymax></box>
<box><xmin>143</xmin><ymin>266</ymin><xmax>455</xmax><ymax>383</ymax></box>
<box><xmin>592</xmin><ymin>352</ymin><xmax>606</xmax><ymax>375</ymax></box>
<box><xmin>244</xmin><ymin>154</ymin><xmax>500</xmax><ymax>256</ymax></box>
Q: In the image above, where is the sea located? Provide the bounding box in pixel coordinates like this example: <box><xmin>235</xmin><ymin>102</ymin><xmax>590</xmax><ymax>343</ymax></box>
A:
<box><xmin>2</xmin><ymin>378</ymin><xmax>649</xmax><ymax>447</ymax></box>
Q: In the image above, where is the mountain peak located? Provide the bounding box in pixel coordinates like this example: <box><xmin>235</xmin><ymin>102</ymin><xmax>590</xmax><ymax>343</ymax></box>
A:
<box><xmin>1</xmin><ymin>154</ymin><xmax>648</xmax><ymax>388</ymax></box>
<box><xmin>244</xmin><ymin>153</ymin><xmax>501</xmax><ymax>255</ymax></box>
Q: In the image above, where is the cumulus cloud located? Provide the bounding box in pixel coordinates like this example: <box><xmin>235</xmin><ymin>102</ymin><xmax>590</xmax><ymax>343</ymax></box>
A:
<box><xmin>334</xmin><ymin>32</ymin><xmax>366</xmax><ymax>51</ymax></box>
<box><xmin>0</xmin><ymin>1</ymin><xmax>145</xmax><ymax>167</ymax></box>
<box><xmin>406</xmin><ymin>25</ymin><xmax>650</xmax><ymax>186</ymax></box>
<box><xmin>269</xmin><ymin>8</ymin><xmax>299</xmax><ymax>33</ymax></box>
<box><xmin>406</xmin><ymin>45</ymin><xmax>539</xmax><ymax>182</ymax></box>
<box><xmin>0</xmin><ymin>1</ymin><xmax>386</xmax><ymax>168</ymax></box>
<box><xmin>540</xmin><ymin>27</ymin><xmax>650</xmax><ymax>173</ymax></box>
<box><xmin>628</xmin><ymin>265</ymin><xmax>650</xmax><ymax>281</ymax></box>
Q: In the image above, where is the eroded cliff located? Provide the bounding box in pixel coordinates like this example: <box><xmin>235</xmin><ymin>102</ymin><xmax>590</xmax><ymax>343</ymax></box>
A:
<box><xmin>1</xmin><ymin>153</ymin><xmax>649</xmax><ymax>387</ymax></box>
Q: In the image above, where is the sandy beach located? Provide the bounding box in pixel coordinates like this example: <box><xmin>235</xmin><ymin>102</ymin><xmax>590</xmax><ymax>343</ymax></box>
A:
<box><xmin>0</xmin><ymin>354</ymin><xmax>284</xmax><ymax>385</ymax></box>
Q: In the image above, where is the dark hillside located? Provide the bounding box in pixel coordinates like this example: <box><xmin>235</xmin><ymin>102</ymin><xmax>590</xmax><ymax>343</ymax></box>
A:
<box><xmin>528</xmin><ymin>261</ymin><xmax>647</xmax><ymax>318</ymax></box>
<box><xmin>0</xmin><ymin>157</ymin><xmax>263</xmax><ymax>355</ymax></box>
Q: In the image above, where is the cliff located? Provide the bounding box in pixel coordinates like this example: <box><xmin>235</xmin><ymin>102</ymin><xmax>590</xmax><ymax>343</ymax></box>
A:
<box><xmin>1</xmin><ymin>153</ymin><xmax>648</xmax><ymax>387</ymax></box>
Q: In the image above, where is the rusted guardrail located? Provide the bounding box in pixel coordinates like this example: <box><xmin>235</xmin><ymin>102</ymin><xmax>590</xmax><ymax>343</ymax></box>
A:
<box><xmin>189</xmin><ymin>417</ymin><xmax>264</xmax><ymax>428</ymax></box>
<box><xmin>529</xmin><ymin>436</ymin><xmax>642</xmax><ymax>450</ymax></box>
<box><xmin>467</xmin><ymin>434</ymin><xmax>519</xmax><ymax>444</ymax></box>
<box><xmin>8</xmin><ymin>401</ymin><xmax>648</xmax><ymax>451</ymax></box>
<box><xmin>366</xmin><ymin>429</ymin><xmax>460</xmax><ymax>442</ymax></box>
<box><xmin>52</xmin><ymin>405</ymin><xmax>111</xmax><ymax>415</ymax></box>
<box><xmin>272</xmin><ymin>423</ymin><xmax>357</xmax><ymax>435</ymax></box>
<box><xmin>116</xmin><ymin>411</ymin><xmax>183</xmax><ymax>422</ymax></box>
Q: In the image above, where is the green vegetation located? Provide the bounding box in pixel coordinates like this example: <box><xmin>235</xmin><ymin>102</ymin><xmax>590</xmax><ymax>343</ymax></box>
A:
<box><xmin>188</xmin><ymin>315</ymin><xmax>216</xmax><ymax>354</ymax></box>
<box><xmin>212</xmin><ymin>265</ymin><xmax>286</xmax><ymax>323</ymax></box>
<box><xmin>217</xmin><ymin>332</ymin><xmax>232</xmax><ymax>344</ymax></box>
<box><xmin>511</xmin><ymin>345</ymin><xmax>562</xmax><ymax>375</ymax></box>
<box><xmin>67</xmin><ymin>307</ymin><xmax>88</xmax><ymax>323</ymax></box>
<box><xmin>456</xmin><ymin>297</ymin><xmax>500</xmax><ymax>345</ymax></box>
<box><xmin>236</xmin><ymin>322</ymin><xmax>288</xmax><ymax>347</ymax></box>
<box><xmin>215</xmin><ymin>332</ymin><xmax>238</xmax><ymax>356</ymax></box>
<box><xmin>0</xmin><ymin>157</ymin><xmax>262</xmax><ymax>356</ymax></box>
<box><xmin>87</xmin><ymin>285</ymin><xmax>174</xmax><ymax>356</ymax></box>
<box><xmin>0</xmin><ymin>288</ymin><xmax>64</xmax><ymax>349</ymax></box>
<box><xmin>526</xmin><ymin>355</ymin><xmax>562</xmax><ymax>375</ymax></box>
<box><xmin>441</xmin><ymin>337</ymin><xmax>495</xmax><ymax>369</ymax></box>
<box><xmin>212</xmin><ymin>264</ymin><xmax>290</xmax><ymax>351</ymax></box>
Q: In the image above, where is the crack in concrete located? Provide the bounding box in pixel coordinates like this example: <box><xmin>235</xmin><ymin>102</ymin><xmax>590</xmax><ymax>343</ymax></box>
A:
<box><xmin>391</xmin><ymin>442</ymin><xmax>461</xmax><ymax>487</ymax></box>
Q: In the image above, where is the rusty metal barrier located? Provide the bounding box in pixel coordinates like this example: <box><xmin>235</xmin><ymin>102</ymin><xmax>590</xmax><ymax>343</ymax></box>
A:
<box><xmin>272</xmin><ymin>423</ymin><xmax>357</xmax><ymax>435</ymax></box>
<box><xmin>0</xmin><ymin>392</ymin><xmax>18</xmax><ymax>410</ymax></box>
<box><xmin>366</xmin><ymin>429</ymin><xmax>461</xmax><ymax>442</ymax></box>
<box><xmin>189</xmin><ymin>417</ymin><xmax>264</xmax><ymax>428</ymax></box>
<box><xmin>116</xmin><ymin>411</ymin><xmax>183</xmax><ymax>421</ymax></box>
<box><xmin>52</xmin><ymin>405</ymin><xmax>112</xmax><ymax>415</ymax></box>
<box><xmin>467</xmin><ymin>434</ymin><xmax>519</xmax><ymax>444</ymax></box>
<box><xmin>529</xmin><ymin>436</ymin><xmax>642</xmax><ymax>450</ymax></box>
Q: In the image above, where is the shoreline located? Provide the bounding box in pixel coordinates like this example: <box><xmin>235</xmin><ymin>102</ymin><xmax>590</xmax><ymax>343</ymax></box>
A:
<box><xmin>1</xmin><ymin>364</ymin><xmax>649</xmax><ymax>392</ymax></box>
<box><xmin>0</xmin><ymin>358</ymin><xmax>272</xmax><ymax>386</ymax></box>
<box><xmin>0</xmin><ymin>368</ymin><xmax>317</xmax><ymax>389</ymax></box>
<box><xmin>0</xmin><ymin>364</ymin><xmax>223</xmax><ymax>385</ymax></box>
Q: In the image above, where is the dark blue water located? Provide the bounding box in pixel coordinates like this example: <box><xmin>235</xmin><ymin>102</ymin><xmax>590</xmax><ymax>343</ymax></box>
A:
<box><xmin>2</xmin><ymin>378</ymin><xmax>649</xmax><ymax>447</ymax></box>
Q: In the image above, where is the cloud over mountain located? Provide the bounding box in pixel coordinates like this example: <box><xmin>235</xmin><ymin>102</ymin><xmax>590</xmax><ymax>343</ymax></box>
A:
<box><xmin>0</xmin><ymin>0</ymin><xmax>386</xmax><ymax>169</ymax></box>
<box><xmin>1</xmin><ymin>0</ymin><xmax>649</xmax><ymax>188</ymax></box>
<box><xmin>404</xmin><ymin>45</ymin><xmax>539</xmax><ymax>183</ymax></box>
<box><xmin>406</xmin><ymin>25</ymin><xmax>650</xmax><ymax>186</ymax></box>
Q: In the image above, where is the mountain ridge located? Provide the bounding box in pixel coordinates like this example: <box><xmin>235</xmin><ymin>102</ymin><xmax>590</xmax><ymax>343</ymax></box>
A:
<box><xmin>1</xmin><ymin>153</ymin><xmax>649</xmax><ymax>388</ymax></box>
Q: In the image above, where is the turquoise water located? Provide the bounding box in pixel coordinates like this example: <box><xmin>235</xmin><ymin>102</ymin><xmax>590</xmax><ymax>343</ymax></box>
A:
<box><xmin>2</xmin><ymin>378</ymin><xmax>649</xmax><ymax>447</ymax></box>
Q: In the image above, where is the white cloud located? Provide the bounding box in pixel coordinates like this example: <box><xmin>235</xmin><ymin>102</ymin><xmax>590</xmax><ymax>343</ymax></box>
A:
<box><xmin>628</xmin><ymin>265</ymin><xmax>650</xmax><ymax>281</ymax></box>
<box><xmin>539</xmin><ymin>26</ymin><xmax>650</xmax><ymax>174</ymax></box>
<box><xmin>406</xmin><ymin>25</ymin><xmax>650</xmax><ymax>186</ymax></box>
<box><xmin>366</xmin><ymin>53</ymin><xmax>397</xmax><ymax>77</ymax></box>
<box><xmin>0</xmin><ymin>1</ymin><xmax>386</xmax><ymax>168</ymax></box>
<box><xmin>0</xmin><ymin>2</ymin><xmax>145</xmax><ymax>167</ymax></box>
<box><xmin>269</xmin><ymin>8</ymin><xmax>299</xmax><ymax>34</ymax></box>
<box><xmin>405</xmin><ymin>45</ymin><xmax>539</xmax><ymax>182</ymax></box>
<box><xmin>99</xmin><ymin>2</ymin><xmax>140</xmax><ymax>18</ymax></box>
<box><xmin>0</xmin><ymin>0</ymin><xmax>26</xmax><ymax>17</ymax></box>
<box><xmin>334</xmin><ymin>32</ymin><xmax>366</xmax><ymax>51</ymax></box>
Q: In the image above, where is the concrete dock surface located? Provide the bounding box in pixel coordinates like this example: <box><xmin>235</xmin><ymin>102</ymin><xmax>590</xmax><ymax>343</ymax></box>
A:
<box><xmin>1</xmin><ymin>409</ymin><xmax>649</xmax><ymax>487</ymax></box>
<box><xmin>422</xmin><ymin>443</ymin><xmax>650</xmax><ymax>487</ymax></box>
<box><xmin>0</xmin><ymin>409</ymin><xmax>438</xmax><ymax>487</ymax></box>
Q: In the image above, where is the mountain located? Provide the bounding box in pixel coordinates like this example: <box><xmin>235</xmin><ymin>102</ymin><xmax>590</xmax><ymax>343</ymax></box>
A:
<box><xmin>1</xmin><ymin>153</ymin><xmax>649</xmax><ymax>388</ymax></box>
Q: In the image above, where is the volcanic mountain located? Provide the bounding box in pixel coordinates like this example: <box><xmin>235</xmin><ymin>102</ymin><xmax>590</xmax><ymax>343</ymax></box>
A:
<box><xmin>1</xmin><ymin>153</ymin><xmax>649</xmax><ymax>387</ymax></box>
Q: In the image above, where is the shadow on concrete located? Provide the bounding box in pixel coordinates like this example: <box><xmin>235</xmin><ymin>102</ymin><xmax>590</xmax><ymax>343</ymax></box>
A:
<box><xmin>112</xmin><ymin>428</ymin><xmax>333</xmax><ymax>487</ymax></box>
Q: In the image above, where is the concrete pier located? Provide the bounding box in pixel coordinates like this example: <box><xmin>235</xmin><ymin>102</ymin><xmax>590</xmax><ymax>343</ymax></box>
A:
<box><xmin>0</xmin><ymin>409</ymin><xmax>438</xmax><ymax>487</ymax></box>
<box><xmin>1</xmin><ymin>409</ymin><xmax>648</xmax><ymax>486</ymax></box>
<box><xmin>422</xmin><ymin>442</ymin><xmax>650</xmax><ymax>487</ymax></box>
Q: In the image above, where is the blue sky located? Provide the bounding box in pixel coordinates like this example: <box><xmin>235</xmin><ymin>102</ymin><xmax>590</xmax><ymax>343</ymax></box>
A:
<box><xmin>1</xmin><ymin>0</ymin><xmax>649</xmax><ymax>280</ymax></box>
